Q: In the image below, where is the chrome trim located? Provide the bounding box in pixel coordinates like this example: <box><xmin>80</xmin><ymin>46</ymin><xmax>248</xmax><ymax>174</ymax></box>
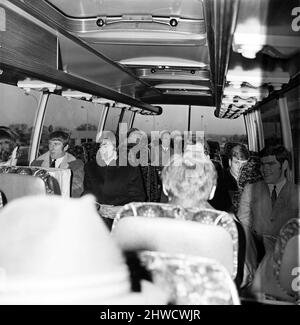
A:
<box><xmin>129</xmin><ymin>111</ymin><xmax>136</xmax><ymax>129</ymax></box>
<box><xmin>29</xmin><ymin>92</ymin><xmax>49</xmax><ymax>163</ymax></box>
<box><xmin>97</xmin><ymin>104</ymin><xmax>109</xmax><ymax>139</ymax></box>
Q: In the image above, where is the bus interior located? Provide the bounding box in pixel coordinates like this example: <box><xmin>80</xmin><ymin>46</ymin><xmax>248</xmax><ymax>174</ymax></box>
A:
<box><xmin>0</xmin><ymin>0</ymin><xmax>299</xmax><ymax>305</ymax></box>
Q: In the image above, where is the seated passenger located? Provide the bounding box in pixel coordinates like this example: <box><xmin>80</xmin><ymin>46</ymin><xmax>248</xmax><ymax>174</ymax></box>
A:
<box><xmin>238</xmin><ymin>145</ymin><xmax>299</xmax><ymax>288</ymax></box>
<box><xmin>125</xmin><ymin>127</ymin><xmax>149</xmax><ymax>200</ymax></box>
<box><xmin>115</xmin><ymin>143</ymin><xmax>243</xmax><ymax>286</ymax></box>
<box><xmin>31</xmin><ymin>131</ymin><xmax>84</xmax><ymax>198</ymax></box>
<box><xmin>161</xmin><ymin>143</ymin><xmax>216</xmax><ymax>209</ymax></box>
<box><xmin>83</xmin><ymin>132</ymin><xmax>146</xmax><ymax>227</ymax></box>
<box><xmin>0</xmin><ymin>126</ymin><xmax>19</xmax><ymax>167</ymax></box>
<box><xmin>210</xmin><ymin>143</ymin><xmax>249</xmax><ymax>213</ymax></box>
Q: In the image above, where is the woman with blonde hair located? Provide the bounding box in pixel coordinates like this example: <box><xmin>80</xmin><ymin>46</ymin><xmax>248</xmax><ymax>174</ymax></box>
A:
<box><xmin>115</xmin><ymin>143</ymin><xmax>244</xmax><ymax>287</ymax></box>
<box><xmin>161</xmin><ymin>143</ymin><xmax>217</xmax><ymax>208</ymax></box>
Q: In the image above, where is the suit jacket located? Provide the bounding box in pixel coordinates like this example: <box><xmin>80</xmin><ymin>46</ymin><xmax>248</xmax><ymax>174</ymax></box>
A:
<box><xmin>238</xmin><ymin>180</ymin><xmax>299</xmax><ymax>240</ymax></box>
<box><xmin>238</xmin><ymin>180</ymin><xmax>299</xmax><ymax>286</ymax></box>
<box><xmin>31</xmin><ymin>151</ymin><xmax>84</xmax><ymax>198</ymax></box>
<box><xmin>83</xmin><ymin>159</ymin><xmax>146</xmax><ymax>206</ymax></box>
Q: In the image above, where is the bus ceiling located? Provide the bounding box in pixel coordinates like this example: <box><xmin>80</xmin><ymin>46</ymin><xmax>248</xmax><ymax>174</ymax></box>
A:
<box><xmin>0</xmin><ymin>0</ymin><xmax>299</xmax><ymax>118</ymax></box>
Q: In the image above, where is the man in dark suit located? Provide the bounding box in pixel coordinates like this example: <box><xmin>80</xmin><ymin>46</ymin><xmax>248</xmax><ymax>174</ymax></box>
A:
<box><xmin>238</xmin><ymin>145</ymin><xmax>299</xmax><ymax>286</ymax></box>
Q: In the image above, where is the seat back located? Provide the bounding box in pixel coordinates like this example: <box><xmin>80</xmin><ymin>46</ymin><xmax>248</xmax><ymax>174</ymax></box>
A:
<box><xmin>113</xmin><ymin>216</ymin><xmax>235</xmax><ymax>275</ymax></box>
<box><xmin>139</xmin><ymin>251</ymin><xmax>240</xmax><ymax>305</ymax></box>
<box><xmin>279</xmin><ymin>236</ymin><xmax>300</xmax><ymax>297</ymax></box>
<box><xmin>0</xmin><ymin>173</ymin><xmax>47</xmax><ymax>204</ymax></box>
<box><xmin>114</xmin><ymin>202</ymin><xmax>239</xmax><ymax>278</ymax></box>
<box><xmin>273</xmin><ymin>218</ymin><xmax>300</xmax><ymax>301</ymax></box>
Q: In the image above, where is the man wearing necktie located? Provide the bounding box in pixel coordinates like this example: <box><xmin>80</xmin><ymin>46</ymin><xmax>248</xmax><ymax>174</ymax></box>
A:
<box><xmin>50</xmin><ymin>158</ymin><xmax>56</xmax><ymax>168</ymax></box>
<box><xmin>31</xmin><ymin>131</ymin><xmax>84</xmax><ymax>198</ymax></box>
<box><xmin>271</xmin><ymin>185</ymin><xmax>277</xmax><ymax>208</ymax></box>
<box><xmin>238</xmin><ymin>145</ymin><xmax>299</xmax><ymax>287</ymax></box>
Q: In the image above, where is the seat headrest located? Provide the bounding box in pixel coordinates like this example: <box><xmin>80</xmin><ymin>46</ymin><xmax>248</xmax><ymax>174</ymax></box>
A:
<box><xmin>113</xmin><ymin>216</ymin><xmax>234</xmax><ymax>275</ymax></box>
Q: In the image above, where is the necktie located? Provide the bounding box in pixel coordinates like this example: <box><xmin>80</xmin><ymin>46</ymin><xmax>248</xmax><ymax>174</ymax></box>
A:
<box><xmin>50</xmin><ymin>159</ymin><xmax>56</xmax><ymax>168</ymax></box>
<box><xmin>271</xmin><ymin>185</ymin><xmax>277</xmax><ymax>207</ymax></box>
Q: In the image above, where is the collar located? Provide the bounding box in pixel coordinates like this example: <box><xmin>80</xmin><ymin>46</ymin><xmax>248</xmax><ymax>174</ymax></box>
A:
<box><xmin>162</xmin><ymin>146</ymin><xmax>170</xmax><ymax>151</ymax></box>
<box><xmin>54</xmin><ymin>156</ymin><xmax>65</xmax><ymax>168</ymax></box>
<box><xmin>103</xmin><ymin>154</ymin><xmax>117</xmax><ymax>166</ymax></box>
<box><xmin>268</xmin><ymin>178</ymin><xmax>286</xmax><ymax>196</ymax></box>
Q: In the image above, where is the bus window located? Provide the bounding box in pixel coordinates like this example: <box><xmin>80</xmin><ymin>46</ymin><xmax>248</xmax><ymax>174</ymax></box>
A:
<box><xmin>260</xmin><ymin>99</ymin><xmax>283</xmax><ymax>147</ymax></box>
<box><xmin>133</xmin><ymin>105</ymin><xmax>188</xmax><ymax>133</ymax></box>
<box><xmin>0</xmin><ymin>83</ymin><xmax>39</xmax><ymax>165</ymax></box>
<box><xmin>286</xmin><ymin>86</ymin><xmax>300</xmax><ymax>184</ymax></box>
<box><xmin>39</xmin><ymin>93</ymin><xmax>104</xmax><ymax>155</ymax></box>
<box><xmin>133</xmin><ymin>105</ymin><xmax>247</xmax><ymax>151</ymax></box>
<box><xmin>104</xmin><ymin>106</ymin><xmax>122</xmax><ymax>132</ymax></box>
<box><xmin>190</xmin><ymin>106</ymin><xmax>247</xmax><ymax>149</ymax></box>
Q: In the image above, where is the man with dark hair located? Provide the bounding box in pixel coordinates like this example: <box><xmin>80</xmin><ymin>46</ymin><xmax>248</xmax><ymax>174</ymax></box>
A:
<box><xmin>210</xmin><ymin>143</ymin><xmax>249</xmax><ymax>213</ymax></box>
<box><xmin>238</xmin><ymin>145</ymin><xmax>299</xmax><ymax>286</ymax></box>
<box><xmin>31</xmin><ymin>131</ymin><xmax>84</xmax><ymax>197</ymax></box>
<box><xmin>0</xmin><ymin>126</ymin><xmax>18</xmax><ymax>166</ymax></box>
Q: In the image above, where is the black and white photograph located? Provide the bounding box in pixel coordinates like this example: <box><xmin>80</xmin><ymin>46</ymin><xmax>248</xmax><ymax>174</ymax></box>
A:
<box><xmin>0</xmin><ymin>0</ymin><xmax>299</xmax><ymax>314</ymax></box>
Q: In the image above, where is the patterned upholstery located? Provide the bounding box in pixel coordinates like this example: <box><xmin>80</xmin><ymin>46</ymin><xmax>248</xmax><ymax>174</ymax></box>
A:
<box><xmin>0</xmin><ymin>166</ymin><xmax>57</xmax><ymax>207</ymax></box>
<box><xmin>114</xmin><ymin>202</ymin><xmax>239</xmax><ymax>278</ymax></box>
<box><xmin>231</xmin><ymin>157</ymin><xmax>263</xmax><ymax>214</ymax></box>
<box><xmin>273</xmin><ymin>218</ymin><xmax>300</xmax><ymax>301</ymax></box>
<box><xmin>82</xmin><ymin>142</ymin><xmax>99</xmax><ymax>162</ymax></box>
<box><xmin>68</xmin><ymin>145</ymin><xmax>87</xmax><ymax>163</ymax></box>
<box><xmin>139</xmin><ymin>251</ymin><xmax>240</xmax><ymax>305</ymax></box>
<box><xmin>238</xmin><ymin>157</ymin><xmax>262</xmax><ymax>189</ymax></box>
<box><xmin>140</xmin><ymin>166</ymin><xmax>161</xmax><ymax>202</ymax></box>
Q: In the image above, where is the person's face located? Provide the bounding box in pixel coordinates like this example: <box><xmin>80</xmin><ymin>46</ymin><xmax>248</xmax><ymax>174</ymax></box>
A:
<box><xmin>48</xmin><ymin>140</ymin><xmax>67</xmax><ymax>160</ymax></box>
<box><xmin>229</xmin><ymin>156</ymin><xmax>247</xmax><ymax>180</ymax></box>
<box><xmin>161</xmin><ymin>133</ymin><xmax>171</xmax><ymax>148</ymax></box>
<box><xmin>99</xmin><ymin>139</ymin><xmax>116</xmax><ymax>160</ymax></box>
<box><xmin>128</xmin><ymin>131</ymin><xmax>142</xmax><ymax>145</ymax></box>
<box><xmin>0</xmin><ymin>138</ymin><xmax>11</xmax><ymax>153</ymax></box>
<box><xmin>261</xmin><ymin>155</ymin><xmax>284</xmax><ymax>184</ymax></box>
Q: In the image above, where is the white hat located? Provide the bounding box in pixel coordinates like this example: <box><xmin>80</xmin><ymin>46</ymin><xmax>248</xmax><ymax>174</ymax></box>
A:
<box><xmin>0</xmin><ymin>195</ymin><xmax>167</xmax><ymax>305</ymax></box>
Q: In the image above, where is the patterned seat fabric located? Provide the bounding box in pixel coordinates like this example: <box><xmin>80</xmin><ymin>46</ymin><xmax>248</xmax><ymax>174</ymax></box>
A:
<box><xmin>273</xmin><ymin>218</ymin><xmax>300</xmax><ymax>302</ymax></box>
<box><xmin>0</xmin><ymin>166</ymin><xmax>55</xmax><ymax>196</ymax></box>
<box><xmin>140</xmin><ymin>166</ymin><xmax>160</xmax><ymax>202</ymax></box>
<box><xmin>68</xmin><ymin>145</ymin><xmax>87</xmax><ymax>163</ymax></box>
<box><xmin>82</xmin><ymin>142</ymin><xmax>99</xmax><ymax>162</ymax></box>
<box><xmin>114</xmin><ymin>202</ymin><xmax>238</xmax><ymax>278</ymax></box>
<box><xmin>139</xmin><ymin>251</ymin><xmax>240</xmax><ymax>305</ymax></box>
<box><xmin>231</xmin><ymin>157</ymin><xmax>263</xmax><ymax>214</ymax></box>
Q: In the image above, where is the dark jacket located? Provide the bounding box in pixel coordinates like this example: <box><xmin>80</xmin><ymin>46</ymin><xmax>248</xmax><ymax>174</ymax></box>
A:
<box><xmin>83</xmin><ymin>159</ymin><xmax>146</xmax><ymax>205</ymax></box>
<box><xmin>209</xmin><ymin>167</ymin><xmax>238</xmax><ymax>213</ymax></box>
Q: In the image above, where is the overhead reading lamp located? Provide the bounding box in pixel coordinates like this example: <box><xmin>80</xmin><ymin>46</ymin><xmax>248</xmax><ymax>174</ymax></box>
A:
<box><xmin>17</xmin><ymin>78</ymin><xmax>60</xmax><ymax>93</ymax></box>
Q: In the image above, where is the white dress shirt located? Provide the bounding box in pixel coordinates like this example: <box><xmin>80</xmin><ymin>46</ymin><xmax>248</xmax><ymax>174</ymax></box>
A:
<box><xmin>267</xmin><ymin>178</ymin><xmax>286</xmax><ymax>197</ymax></box>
